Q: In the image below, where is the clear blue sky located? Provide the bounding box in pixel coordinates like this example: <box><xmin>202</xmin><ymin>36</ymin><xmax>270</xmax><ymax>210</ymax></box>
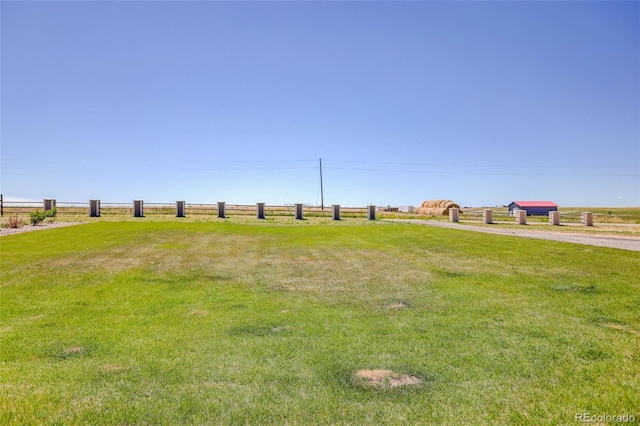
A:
<box><xmin>2</xmin><ymin>1</ymin><xmax>638</xmax><ymax>207</ymax></box>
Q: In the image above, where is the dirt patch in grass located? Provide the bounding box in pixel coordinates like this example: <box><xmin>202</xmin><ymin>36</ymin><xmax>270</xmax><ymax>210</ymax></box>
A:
<box><xmin>353</xmin><ymin>369</ymin><xmax>422</xmax><ymax>389</ymax></box>
<box><xmin>603</xmin><ymin>323</ymin><xmax>640</xmax><ymax>337</ymax></box>
<box><xmin>387</xmin><ymin>301</ymin><xmax>410</xmax><ymax>310</ymax></box>
<box><xmin>65</xmin><ymin>346</ymin><xmax>85</xmax><ymax>355</ymax></box>
<box><xmin>56</xmin><ymin>346</ymin><xmax>88</xmax><ymax>359</ymax></box>
<box><xmin>101</xmin><ymin>364</ymin><xmax>128</xmax><ymax>373</ymax></box>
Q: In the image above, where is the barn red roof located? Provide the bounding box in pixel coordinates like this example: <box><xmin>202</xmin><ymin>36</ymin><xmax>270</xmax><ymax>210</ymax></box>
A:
<box><xmin>511</xmin><ymin>201</ymin><xmax>558</xmax><ymax>208</ymax></box>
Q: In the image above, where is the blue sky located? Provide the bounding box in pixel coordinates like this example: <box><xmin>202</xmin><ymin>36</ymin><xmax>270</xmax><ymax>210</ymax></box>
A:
<box><xmin>2</xmin><ymin>1</ymin><xmax>638</xmax><ymax>207</ymax></box>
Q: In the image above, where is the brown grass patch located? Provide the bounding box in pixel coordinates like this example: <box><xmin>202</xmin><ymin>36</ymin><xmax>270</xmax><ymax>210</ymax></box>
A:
<box><xmin>101</xmin><ymin>364</ymin><xmax>128</xmax><ymax>373</ymax></box>
<box><xmin>65</xmin><ymin>346</ymin><xmax>86</xmax><ymax>355</ymax></box>
<box><xmin>603</xmin><ymin>323</ymin><xmax>640</xmax><ymax>337</ymax></box>
<box><xmin>353</xmin><ymin>369</ymin><xmax>422</xmax><ymax>389</ymax></box>
<box><xmin>387</xmin><ymin>302</ymin><xmax>409</xmax><ymax>310</ymax></box>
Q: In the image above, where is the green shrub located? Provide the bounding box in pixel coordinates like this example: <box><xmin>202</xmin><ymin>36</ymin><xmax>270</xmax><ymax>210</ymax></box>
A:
<box><xmin>30</xmin><ymin>210</ymin><xmax>46</xmax><ymax>226</ymax></box>
<box><xmin>45</xmin><ymin>207</ymin><xmax>57</xmax><ymax>222</ymax></box>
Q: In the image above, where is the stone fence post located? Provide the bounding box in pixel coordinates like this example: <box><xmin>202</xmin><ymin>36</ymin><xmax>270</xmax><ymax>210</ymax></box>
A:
<box><xmin>449</xmin><ymin>208</ymin><xmax>459</xmax><ymax>223</ymax></box>
<box><xmin>44</xmin><ymin>199</ymin><xmax>56</xmax><ymax>211</ymax></box>
<box><xmin>332</xmin><ymin>204</ymin><xmax>341</xmax><ymax>220</ymax></box>
<box><xmin>257</xmin><ymin>203</ymin><xmax>266</xmax><ymax>219</ymax></box>
<box><xmin>367</xmin><ymin>205</ymin><xmax>376</xmax><ymax>220</ymax></box>
<box><xmin>134</xmin><ymin>200</ymin><xmax>144</xmax><ymax>217</ymax></box>
<box><xmin>581</xmin><ymin>212</ymin><xmax>593</xmax><ymax>226</ymax></box>
<box><xmin>176</xmin><ymin>201</ymin><xmax>186</xmax><ymax>217</ymax></box>
<box><xmin>483</xmin><ymin>209</ymin><xmax>493</xmax><ymax>224</ymax></box>
<box><xmin>90</xmin><ymin>200</ymin><xmax>100</xmax><ymax>217</ymax></box>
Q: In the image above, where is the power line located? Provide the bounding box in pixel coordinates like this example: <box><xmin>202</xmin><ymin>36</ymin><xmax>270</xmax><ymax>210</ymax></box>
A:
<box><xmin>324</xmin><ymin>159</ymin><xmax>638</xmax><ymax>169</ymax></box>
<box><xmin>1</xmin><ymin>158</ymin><xmax>318</xmax><ymax>164</ymax></box>
<box><xmin>4</xmin><ymin>157</ymin><xmax>637</xmax><ymax>169</ymax></box>
<box><xmin>3</xmin><ymin>157</ymin><xmax>637</xmax><ymax>170</ymax></box>
<box><xmin>323</xmin><ymin>167</ymin><xmax>638</xmax><ymax>177</ymax></box>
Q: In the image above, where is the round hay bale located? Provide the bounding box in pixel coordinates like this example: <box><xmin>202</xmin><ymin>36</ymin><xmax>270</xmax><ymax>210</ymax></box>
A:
<box><xmin>417</xmin><ymin>200</ymin><xmax>460</xmax><ymax>215</ymax></box>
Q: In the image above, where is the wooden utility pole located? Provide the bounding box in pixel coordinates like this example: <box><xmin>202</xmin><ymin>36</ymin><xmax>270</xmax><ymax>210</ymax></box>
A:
<box><xmin>319</xmin><ymin>158</ymin><xmax>324</xmax><ymax>211</ymax></box>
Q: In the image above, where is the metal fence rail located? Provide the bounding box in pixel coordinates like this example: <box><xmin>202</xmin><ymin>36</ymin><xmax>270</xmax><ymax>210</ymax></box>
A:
<box><xmin>462</xmin><ymin>210</ymin><xmax>572</xmax><ymax>223</ymax></box>
<box><xmin>0</xmin><ymin>198</ymin><xmax>371</xmax><ymax>219</ymax></box>
<box><xmin>1</xmin><ymin>196</ymin><xmax>637</xmax><ymax>225</ymax></box>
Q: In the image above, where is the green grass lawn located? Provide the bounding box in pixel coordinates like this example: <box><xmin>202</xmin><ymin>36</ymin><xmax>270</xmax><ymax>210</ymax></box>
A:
<box><xmin>1</xmin><ymin>220</ymin><xmax>639</xmax><ymax>425</ymax></box>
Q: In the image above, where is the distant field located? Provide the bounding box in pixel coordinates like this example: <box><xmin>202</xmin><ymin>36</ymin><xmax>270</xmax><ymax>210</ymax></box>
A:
<box><xmin>1</xmin><ymin>221</ymin><xmax>638</xmax><ymax>424</ymax></box>
<box><xmin>561</xmin><ymin>207</ymin><xmax>640</xmax><ymax>224</ymax></box>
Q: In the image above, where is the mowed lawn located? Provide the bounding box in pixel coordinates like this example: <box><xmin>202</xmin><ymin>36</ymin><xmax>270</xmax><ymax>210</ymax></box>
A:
<box><xmin>1</xmin><ymin>221</ymin><xmax>638</xmax><ymax>425</ymax></box>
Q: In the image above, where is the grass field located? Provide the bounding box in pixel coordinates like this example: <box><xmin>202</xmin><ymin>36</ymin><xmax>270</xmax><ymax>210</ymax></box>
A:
<box><xmin>1</xmin><ymin>220</ymin><xmax>639</xmax><ymax>425</ymax></box>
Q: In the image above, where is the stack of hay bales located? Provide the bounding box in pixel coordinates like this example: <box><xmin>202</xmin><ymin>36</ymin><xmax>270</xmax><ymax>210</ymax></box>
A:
<box><xmin>415</xmin><ymin>200</ymin><xmax>460</xmax><ymax>216</ymax></box>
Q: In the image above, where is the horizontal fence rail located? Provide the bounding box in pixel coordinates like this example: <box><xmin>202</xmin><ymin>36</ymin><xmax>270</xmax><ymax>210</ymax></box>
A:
<box><xmin>1</xmin><ymin>197</ymin><xmax>637</xmax><ymax>225</ymax></box>
<box><xmin>456</xmin><ymin>211</ymin><xmax>601</xmax><ymax>222</ymax></box>
<box><xmin>0</xmin><ymin>199</ymin><xmax>373</xmax><ymax>220</ymax></box>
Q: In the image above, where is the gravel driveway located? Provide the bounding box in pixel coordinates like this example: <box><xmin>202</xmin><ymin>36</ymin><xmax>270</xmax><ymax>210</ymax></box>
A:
<box><xmin>385</xmin><ymin>219</ymin><xmax>640</xmax><ymax>252</ymax></box>
<box><xmin>0</xmin><ymin>222</ymin><xmax>86</xmax><ymax>237</ymax></box>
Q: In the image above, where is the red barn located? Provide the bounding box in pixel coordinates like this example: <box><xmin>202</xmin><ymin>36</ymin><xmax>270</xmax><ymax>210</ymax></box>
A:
<box><xmin>508</xmin><ymin>201</ymin><xmax>558</xmax><ymax>216</ymax></box>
